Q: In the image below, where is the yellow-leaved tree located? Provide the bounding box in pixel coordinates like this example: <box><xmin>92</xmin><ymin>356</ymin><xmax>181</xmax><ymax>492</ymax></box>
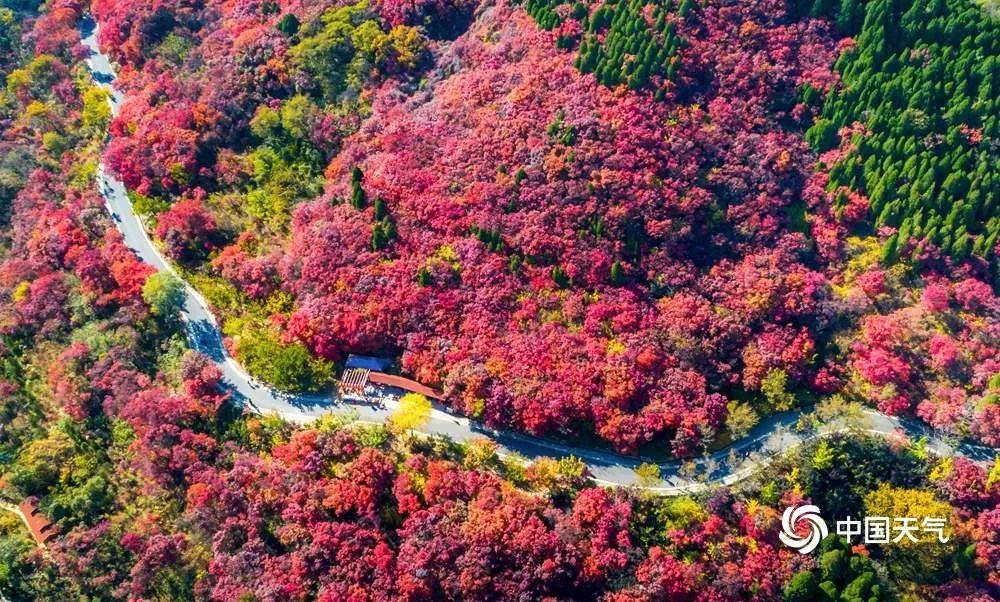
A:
<box><xmin>390</xmin><ymin>393</ymin><xmax>431</xmax><ymax>436</ymax></box>
<box><xmin>863</xmin><ymin>484</ymin><xmax>957</xmax><ymax>582</ymax></box>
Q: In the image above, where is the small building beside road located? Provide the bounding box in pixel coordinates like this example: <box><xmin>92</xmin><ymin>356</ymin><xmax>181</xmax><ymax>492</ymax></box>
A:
<box><xmin>19</xmin><ymin>498</ymin><xmax>56</xmax><ymax>546</ymax></box>
<box><xmin>338</xmin><ymin>361</ymin><xmax>444</xmax><ymax>401</ymax></box>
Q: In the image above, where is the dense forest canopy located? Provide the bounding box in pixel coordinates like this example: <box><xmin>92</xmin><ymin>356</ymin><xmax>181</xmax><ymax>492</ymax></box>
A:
<box><xmin>0</xmin><ymin>0</ymin><xmax>998</xmax><ymax>598</ymax></box>
<box><xmin>804</xmin><ymin>0</ymin><xmax>999</xmax><ymax>262</ymax></box>
<box><xmin>81</xmin><ymin>0</ymin><xmax>1000</xmax><ymax>458</ymax></box>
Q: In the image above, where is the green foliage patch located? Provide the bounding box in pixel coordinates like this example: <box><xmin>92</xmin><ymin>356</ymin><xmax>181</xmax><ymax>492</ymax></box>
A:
<box><xmin>523</xmin><ymin>0</ymin><xmax>689</xmax><ymax>92</ymax></box>
<box><xmin>805</xmin><ymin>0</ymin><xmax>999</xmax><ymax>262</ymax></box>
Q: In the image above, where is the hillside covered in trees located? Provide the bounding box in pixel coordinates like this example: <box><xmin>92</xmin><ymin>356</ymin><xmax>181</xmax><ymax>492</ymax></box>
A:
<box><xmin>1</xmin><ymin>0</ymin><xmax>999</xmax><ymax>599</ymax></box>
<box><xmin>85</xmin><ymin>0</ymin><xmax>1000</xmax><ymax>457</ymax></box>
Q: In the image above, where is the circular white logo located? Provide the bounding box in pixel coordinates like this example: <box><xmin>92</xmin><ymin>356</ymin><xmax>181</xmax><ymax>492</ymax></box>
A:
<box><xmin>779</xmin><ymin>504</ymin><xmax>828</xmax><ymax>554</ymax></box>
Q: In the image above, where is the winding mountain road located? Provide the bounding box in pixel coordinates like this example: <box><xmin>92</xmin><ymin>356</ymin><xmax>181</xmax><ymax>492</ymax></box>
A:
<box><xmin>79</xmin><ymin>18</ymin><xmax>997</xmax><ymax>494</ymax></box>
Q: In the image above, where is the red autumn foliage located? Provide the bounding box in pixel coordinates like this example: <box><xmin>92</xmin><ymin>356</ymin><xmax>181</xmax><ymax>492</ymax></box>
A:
<box><xmin>155</xmin><ymin>197</ymin><xmax>219</xmax><ymax>261</ymax></box>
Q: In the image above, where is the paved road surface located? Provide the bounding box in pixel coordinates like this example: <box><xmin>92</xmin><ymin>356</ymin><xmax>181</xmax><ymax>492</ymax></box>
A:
<box><xmin>78</xmin><ymin>17</ymin><xmax>997</xmax><ymax>494</ymax></box>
